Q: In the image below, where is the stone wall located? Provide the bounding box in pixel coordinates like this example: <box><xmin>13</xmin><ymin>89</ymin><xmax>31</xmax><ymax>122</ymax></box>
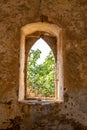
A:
<box><xmin>0</xmin><ymin>0</ymin><xmax>87</xmax><ymax>129</ymax></box>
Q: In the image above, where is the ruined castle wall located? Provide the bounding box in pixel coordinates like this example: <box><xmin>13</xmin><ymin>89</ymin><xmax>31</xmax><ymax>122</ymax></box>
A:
<box><xmin>0</xmin><ymin>0</ymin><xmax>87</xmax><ymax>129</ymax></box>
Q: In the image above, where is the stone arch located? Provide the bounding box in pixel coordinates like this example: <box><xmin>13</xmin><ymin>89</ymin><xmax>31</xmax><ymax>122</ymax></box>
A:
<box><xmin>19</xmin><ymin>22</ymin><xmax>64</xmax><ymax>102</ymax></box>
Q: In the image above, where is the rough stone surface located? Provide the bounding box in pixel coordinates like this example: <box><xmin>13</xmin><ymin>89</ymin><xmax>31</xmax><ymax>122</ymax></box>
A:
<box><xmin>0</xmin><ymin>0</ymin><xmax>87</xmax><ymax>129</ymax></box>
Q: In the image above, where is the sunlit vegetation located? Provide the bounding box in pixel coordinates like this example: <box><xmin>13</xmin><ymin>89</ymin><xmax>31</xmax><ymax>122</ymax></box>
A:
<box><xmin>27</xmin><ymin>49</ymin><xmax>55</xmax><ymax>99</ymax></box>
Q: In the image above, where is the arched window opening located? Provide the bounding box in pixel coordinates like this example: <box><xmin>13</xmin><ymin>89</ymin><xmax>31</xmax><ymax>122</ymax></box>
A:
<box><xmin>26</xmin><ymin>38</ymin><xmax>56</xmax><ymax>100</ymax></box>
<box><xmin>19</xmin><ymin>22</ymin><xmax>64</xmax><ymax>103</ymax></box>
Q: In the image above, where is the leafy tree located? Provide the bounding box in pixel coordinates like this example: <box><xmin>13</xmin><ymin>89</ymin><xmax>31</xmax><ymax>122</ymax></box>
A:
<box><xmin>27</xmin><ymin>49</ymin><xmax>55</xmax><ymax>97</ymax></box>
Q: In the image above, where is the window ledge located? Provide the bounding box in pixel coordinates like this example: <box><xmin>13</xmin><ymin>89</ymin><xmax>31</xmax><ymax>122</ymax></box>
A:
<box><xmin>18</xmin><ymin>99</ymin><xmax>63</xmax><ymax>105</ymax></box>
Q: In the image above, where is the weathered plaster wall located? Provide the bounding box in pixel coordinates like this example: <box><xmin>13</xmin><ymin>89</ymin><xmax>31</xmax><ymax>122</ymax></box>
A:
<box><xmin>0</xmin><ymin>0</ymin><xmax>87</xmax><ymax>129</ymax></box>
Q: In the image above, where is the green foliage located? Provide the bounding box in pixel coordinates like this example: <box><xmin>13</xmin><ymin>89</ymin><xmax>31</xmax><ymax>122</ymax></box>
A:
<box><xmin>27</xmin><ymin>49</ymin><xmax>55</xmax><ymax>97</ymax></box>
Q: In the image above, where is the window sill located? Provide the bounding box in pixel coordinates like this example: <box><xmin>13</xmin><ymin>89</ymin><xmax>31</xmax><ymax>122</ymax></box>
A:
<box><xmin>18</xmin><ymin>99</ymin><xmax>63</xmax><ymax>105</ymax></box>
